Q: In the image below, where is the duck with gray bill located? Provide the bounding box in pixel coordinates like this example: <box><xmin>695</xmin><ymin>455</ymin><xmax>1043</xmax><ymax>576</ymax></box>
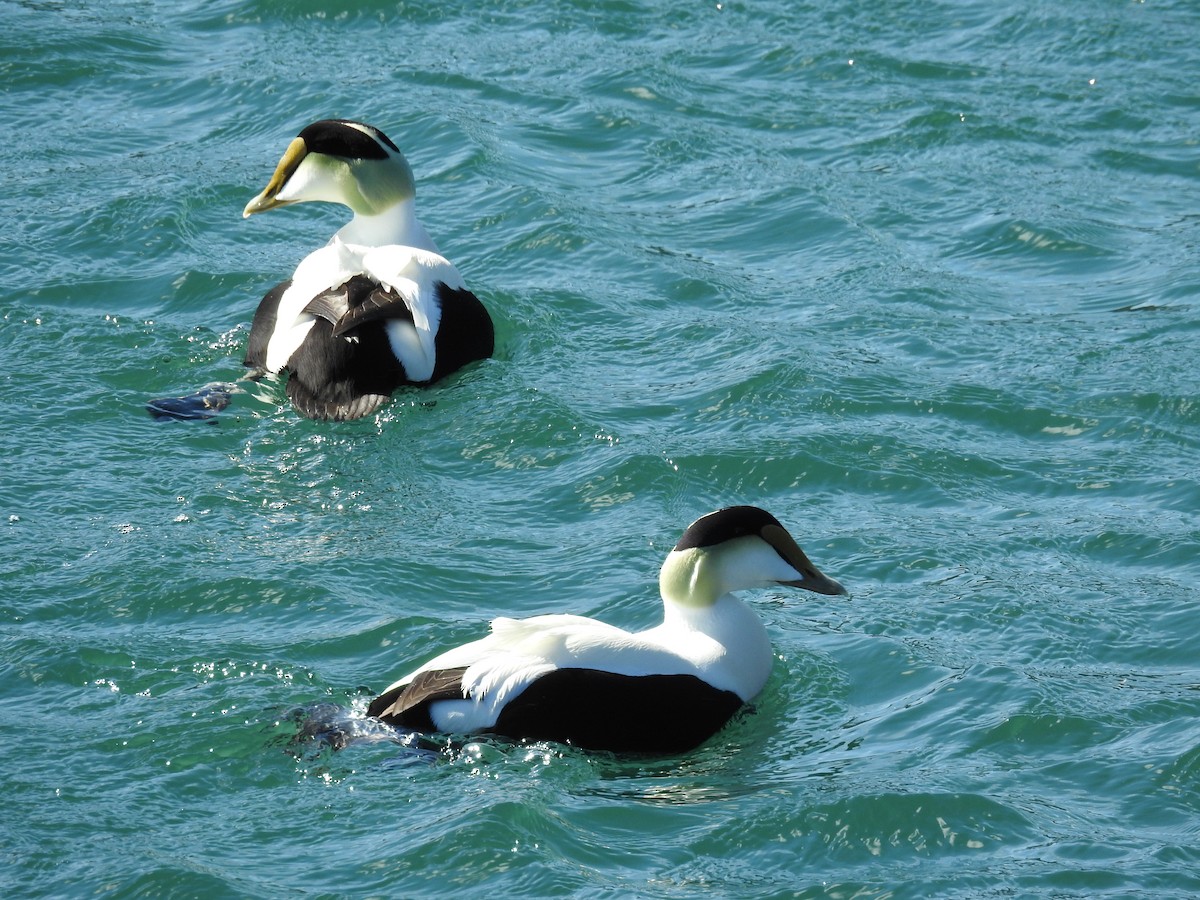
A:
<box><xmin>368</xmin><ymin>506</ymin><xmax>847</xmax><ymax>755</ymax></box>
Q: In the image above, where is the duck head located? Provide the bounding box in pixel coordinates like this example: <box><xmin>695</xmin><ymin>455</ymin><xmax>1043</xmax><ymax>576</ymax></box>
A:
<box><xmin>242</xmin><ymin>119</ymin><xmax>416</xmax><ymax>219</ymax></box>
<box><xmin>659</xmin><ymin>506</ymin><xmax>846</xmax><ymax>608</ymax></box>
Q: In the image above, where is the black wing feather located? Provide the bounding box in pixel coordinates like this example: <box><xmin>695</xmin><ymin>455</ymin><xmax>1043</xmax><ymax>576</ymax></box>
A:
<box><xmin>331</xmin><ymin>282</ymin><xmax>415</xmax><ymax>338</ymax></box>
<box><xmin>368</xmin><ymin>667</ymin><xmax>470</xmax><ymax>731</ymax></box>
<box><xmin>244</xmin><ymin>279</ymin><xmax>290</xmax><ymax>371</ymax></box>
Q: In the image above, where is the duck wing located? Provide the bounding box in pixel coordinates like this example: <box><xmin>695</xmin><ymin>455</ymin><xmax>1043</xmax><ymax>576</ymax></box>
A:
<box><xmin>367</xmin><ymin>666</ymin><xmax>468</xmax><ymax>731</ymax></box>
<box><xmin>296</xmin><ymin>275</ymin><xmax>403</xmax><ymax>329</ymax></box>
<box><xmin>368</xmin><ymin>615</ymin><xmax>704</xmax><ymax>736</ymax></box>
<box><xmin>368</xmin><ymin>616</ymin><xmax>744</xmax><ymax>752</ymax></box>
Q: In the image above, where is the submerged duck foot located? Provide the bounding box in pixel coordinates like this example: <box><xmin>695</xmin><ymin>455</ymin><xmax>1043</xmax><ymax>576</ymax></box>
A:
<box><xmin>280</xmin><ymin>701</ymin><xmax>443</xmax><ymax>764</ymax></box>
<box><xmin>146</xmin><ymin>383</ymin><xmax>235</xmax><ymax>421</ymax></box>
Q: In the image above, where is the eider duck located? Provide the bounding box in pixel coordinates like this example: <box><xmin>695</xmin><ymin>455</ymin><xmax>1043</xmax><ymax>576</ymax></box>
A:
<box><xmin>368</xmin><ymin>506</ymin><xmax>847</xmax><ymax>754</ymax></box>
<box><xmin>241</xmin><ymin>119</ymin><xmax>493</xmax><ymax>420</ymax></box>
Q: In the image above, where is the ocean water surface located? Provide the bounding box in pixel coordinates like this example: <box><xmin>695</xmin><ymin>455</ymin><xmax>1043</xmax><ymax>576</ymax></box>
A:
<box><xmin>2</xmin><ymin>0</ymin><xmax>1199</xmax><ymax>896</ymax></box>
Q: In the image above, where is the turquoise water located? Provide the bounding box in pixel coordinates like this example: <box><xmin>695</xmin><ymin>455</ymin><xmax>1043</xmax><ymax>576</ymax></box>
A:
<box><xmin>3</xmin><ymin>0</ymin><xmax>1200</xmax><ymax>895</ymax></box>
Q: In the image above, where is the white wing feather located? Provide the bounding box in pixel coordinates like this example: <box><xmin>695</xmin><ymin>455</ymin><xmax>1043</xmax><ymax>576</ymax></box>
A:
<box><xmin>363</xmin><ymin>245</ymin><xmax>465</xmax><ymax>382</ymax></box>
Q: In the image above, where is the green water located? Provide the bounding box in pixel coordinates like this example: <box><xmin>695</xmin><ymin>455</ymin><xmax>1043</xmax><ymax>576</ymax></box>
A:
<box><xmin>3</xmin><ymin>0</ymin><xmax>1199</xmax><ymax>896</ymax></box>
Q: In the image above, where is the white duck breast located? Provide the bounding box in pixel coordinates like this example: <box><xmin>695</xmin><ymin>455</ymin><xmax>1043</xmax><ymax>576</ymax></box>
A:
<box><xmin>242</xmin><ymin>119</ymin><xmax>493</xmax><ymax>421</ymax></box>
<box><xmin>368</xmin><ymin>506</ymin><xmax>847</xmax><ymax>754</ymax></box>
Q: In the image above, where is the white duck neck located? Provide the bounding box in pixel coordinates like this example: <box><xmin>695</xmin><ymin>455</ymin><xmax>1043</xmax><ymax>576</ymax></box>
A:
<box><xmin>335</xmin><ymin>199</ymin><xmax>439</xmax><ymax>252</ymax></box>
<box><xmin>656</xmin><ymin>592</ymin><xmax>773</xmax><ymax>699</ymax></box>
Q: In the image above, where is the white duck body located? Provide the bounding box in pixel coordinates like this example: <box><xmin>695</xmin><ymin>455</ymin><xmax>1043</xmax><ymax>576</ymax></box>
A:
<box><xmin>242</xmin><ymin>120</ymin><xmax>493</xmax><ymax>420</ymax></box>
<box><xmin>368</xmin><ymin>506</ymin><xmax>846</xmax><ymax>754</ymax></box>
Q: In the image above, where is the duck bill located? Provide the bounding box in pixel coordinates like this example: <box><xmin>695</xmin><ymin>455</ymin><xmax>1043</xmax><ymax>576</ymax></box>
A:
<box><xmin>242</xmin><ymin>137</ymin><xmax>307</xmax><ymax>218</ymax></box>
<box><xmin>763</xmin><ymin>523</ymin><xmax>848</xmax><ymax>596</ymax></box>
<box><xmin>779</xmin><ymin>570</ymin><xmax>848</xmax><ymax>597</ymax></box>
